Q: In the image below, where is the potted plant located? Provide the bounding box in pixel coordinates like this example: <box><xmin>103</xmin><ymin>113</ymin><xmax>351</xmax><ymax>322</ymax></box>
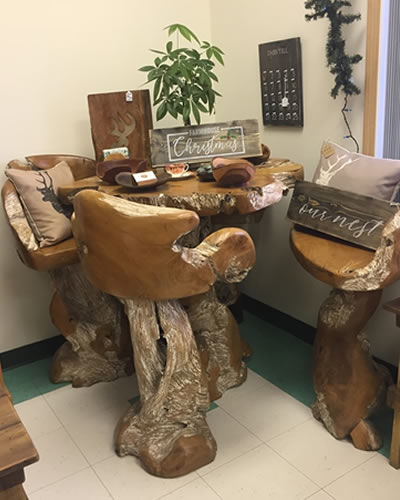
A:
<box><xmin>139</xmin><ymin>24</ymin><xmax>225</xmax><ymax>126</ymax></box>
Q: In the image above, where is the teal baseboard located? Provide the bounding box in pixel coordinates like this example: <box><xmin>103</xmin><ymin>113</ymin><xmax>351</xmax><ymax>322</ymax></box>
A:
<box><xmin>0</xmin><ymin>335</ymin><xmax>64</xmax><ymax>370</ymax></box>
<box><xmin>1</xmin><ymin>295</ymin><xmax>396</xmax><ymax>380</ymax></box>
<box><xmin>242</xmin><ymin>294</ymin><xmax>397</xmax><ymax>381</ymax></box>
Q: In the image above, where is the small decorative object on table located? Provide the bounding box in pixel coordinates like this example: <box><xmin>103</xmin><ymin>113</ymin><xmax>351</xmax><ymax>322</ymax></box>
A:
<box><xmin>212</xmin><ymin>157</ymin><xmax>256</xmax><ymax>187</ymax></box>
<box><xmin>96</xmin><ymin>158</ymin><xmax>147</xmax><ymax>184</ymax></box>
<box><xmin>196</xmin><ymin>164</ymin><xmax>214</xmax><ymax>182</ymax></box>
<box><xmin>165</xmin><ymin>163</ymin><xmax>190</xmax><ymax>178</ymax></box>
<box><xmin>115</xmin><ymin>171</ymin><xmax>169</xmax><ymax>191</ymax></box>
<box><xmin>247</xmin><ymin>144</ymin><xmax>271</xmax><ymax>165</ymax></box>
<box><xmin>103</xmin><ymin>147</ymin><xmax>130</xmax><ymax>161</ymax></box>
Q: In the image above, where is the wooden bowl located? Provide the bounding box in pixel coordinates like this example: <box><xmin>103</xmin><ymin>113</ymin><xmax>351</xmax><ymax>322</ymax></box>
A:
<box><xmin>212</xmin><ymin>158</ymin><xmax>256</xmax><ymax>187</ymax></box>
<box><xmin>247</xmin><ymin>144</ymin><xmax>271</xmax><ymax>166</ymax></box>
<box><xmin>96</xmin><ymin>158</ymin><xmax>147</xmax><ymax>184</ymax></box>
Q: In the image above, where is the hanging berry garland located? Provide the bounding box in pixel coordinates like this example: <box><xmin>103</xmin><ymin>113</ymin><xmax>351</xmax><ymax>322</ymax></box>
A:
<box><xmin>305</xmin><ymin>0</ymin><xmax>362</xmax><ymax>152</ymax></box>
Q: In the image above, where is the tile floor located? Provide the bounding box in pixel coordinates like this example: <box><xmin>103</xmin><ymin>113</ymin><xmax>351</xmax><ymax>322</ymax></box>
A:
<box><xmin>3</xmin><ymin>311</ymin><xmax>399</xmax><ymax>500</ymax></box>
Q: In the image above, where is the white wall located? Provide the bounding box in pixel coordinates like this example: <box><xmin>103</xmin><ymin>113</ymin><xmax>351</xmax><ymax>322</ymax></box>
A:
<box><xmin>0</xmin><ymin>0</ymin><xmax>212</xmax><ymax>352</ymax></box>
<box><xmin>210</xmin><ymin>0</ymin><xmax>400</xmax><ymax>366</ymax></box>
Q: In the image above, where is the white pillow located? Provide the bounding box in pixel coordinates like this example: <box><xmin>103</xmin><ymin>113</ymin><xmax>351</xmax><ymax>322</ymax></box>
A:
<box><xmin>313</xmin><ymin>141</ymin><xmax>400</xmax><ymax>201</ymax></box>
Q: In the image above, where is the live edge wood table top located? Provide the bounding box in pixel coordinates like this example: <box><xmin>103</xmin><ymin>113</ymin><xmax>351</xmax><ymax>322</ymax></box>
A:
<box><xmin>58</xmin><ymin>159</ymin><xmax>303</xmax><ymax>216</ymax></box>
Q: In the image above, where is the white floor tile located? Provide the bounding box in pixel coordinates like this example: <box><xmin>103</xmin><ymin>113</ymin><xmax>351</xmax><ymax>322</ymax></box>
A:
<box><xmin>268</xmin><ymin>418</ymin><xmax>375</xmax><ymax>487</ymax></box>
<box><xmin>48</xmin><ymin>390</ymin><xmax>130</xmax><ymax>465</ymax></box>
<box><xmin>159</xmin><ymin>478</ymin><xmax>221</xmax><ymax>499</ymax></box>
<box><xmin>29</xmin><ymin>468</ymin><xmax>112</xmax><ymax>500</ymax></box>
<box><xmin>44</xmin><ymin>374</ymin><xmax>138</xmax><ymax>416</ymax></box>
<box><xmin>15</xmin><ymin>395</ymin><xmax>62</xmax><ymax>440</ymax></box>
<box><xmin>217</xmin><ymin>372</ymin><xmax>311</xmax><ymax>442</ymax></box>
<box><xmin>202</xmin><ymin>444</ymin><xmax>319</xmax><ymax>500</ymax></box>
<box><xmin>93</xmin><ymin>454</ymin><xmax>197</xmax><ymax>500</ymax></box>
<box><xmin>198</xmin><ymin>407</ymin><xmax>261</xmax><ymax>476</ymax></box>
<box><xmin>24</xmin><ymin>427</ymin><xmax>89</xmax><ymax>494</ymax></box>
<box><xmin>325</xmin><ymin>453</ymin><xmax>400</xmax><ymax>500</ymax></box>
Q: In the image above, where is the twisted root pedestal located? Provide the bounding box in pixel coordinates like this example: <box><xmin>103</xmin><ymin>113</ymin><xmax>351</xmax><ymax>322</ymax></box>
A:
<box><xmin>115</xmin><ymin>298</ymin><xmax>216</xmax><ymax>477</ymax></box>
<box><xmin>183</xmin><ymin>290</ymin><xmax>250</xmax><ymax>401</ymax></box>
<box><xmin>312</xmin><ymin>289</ymin><xmax>390</xmax><ymax>450</ymax></box>
<box><xmin>290</xmin><ymin>222</ymin><xmax>400</xmax><ymax>451</ymax></box>
<box><xmin>49</xmin><ymin>264</ymin><xmax>133</xmax><ymax>387</ymax></box>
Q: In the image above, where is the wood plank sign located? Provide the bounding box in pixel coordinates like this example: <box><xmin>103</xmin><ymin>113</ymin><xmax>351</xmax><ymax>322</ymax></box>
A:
<box><xmin>88</xmin><ymin>90</ymin><xmax>153</xmax><ymax>162</ymax></box>
<box><xmin>287</xmin><ymin>181</ymin><xmax>398</xmax><ymax>250</ymax></box>
<box><xmin>150</xmin><ymin>119</ymin><xmax>262</xmax><ymax>167</ymax></box>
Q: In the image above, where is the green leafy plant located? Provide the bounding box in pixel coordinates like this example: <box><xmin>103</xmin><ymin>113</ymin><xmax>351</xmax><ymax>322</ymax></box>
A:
<box><xmin>139</xmin><ymin>24</ymin><xmax>224</xmax><ymax>126</ymax></box>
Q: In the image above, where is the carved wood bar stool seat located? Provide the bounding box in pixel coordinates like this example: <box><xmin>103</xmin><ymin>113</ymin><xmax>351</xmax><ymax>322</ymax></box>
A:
<box><xmin>2</xmin><ymin>155</ymin><xmax>133</xmax><ymax>388</ymax></box>
<box><xmin>71</xmin><ymin>189</ymin><xmax>256</xmax><ymax>477</ymax></box>
<box><xmin>290</xmin><ymin>216</ymin><xmax>400</xmax><ymax>451</ymax></box>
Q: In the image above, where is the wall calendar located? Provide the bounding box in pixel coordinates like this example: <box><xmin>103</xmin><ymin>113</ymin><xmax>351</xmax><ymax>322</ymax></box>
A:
<box><xmin>259</xmin><ymin>37</ymin><xmax>304</xmax><ymax>127</ymax></box>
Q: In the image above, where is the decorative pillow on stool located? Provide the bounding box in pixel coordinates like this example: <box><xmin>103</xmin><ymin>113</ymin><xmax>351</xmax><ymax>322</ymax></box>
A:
<box><xmin>313</xmin><ymin>141</ymin><xmax>400</xmax><ymax>201</ymax></box>
<box><xmin>5</xmin><ymin>161</ymin><xmax>74</xmax><ymax>247</ymax></box>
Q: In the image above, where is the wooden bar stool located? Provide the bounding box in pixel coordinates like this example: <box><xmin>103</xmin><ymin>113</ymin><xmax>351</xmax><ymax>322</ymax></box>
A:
<box><xmin>71</xmin><ymin>189</ymin><xmax>256</xmax><ymax>477</ymax></box>
<box><xmin>290</xmin><ymin>213</ymin><xmax>400</xmax><ymax>450</ymax></box>
<box><xmin>2</xmin><ymin>155</ymin><xmax>133</xmax><ymax>388</ymax></box>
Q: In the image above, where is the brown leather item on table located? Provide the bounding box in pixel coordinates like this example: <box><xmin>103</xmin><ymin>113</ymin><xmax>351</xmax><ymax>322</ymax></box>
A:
<box><xmin>96</xmin><ymin>158</ymin><xmax>147</xmax><ymax>184</ymax></box>
<box><xmin>115</xmin><ymin>171</ymin><xmax>169</xmax><ymax>190</ymax></box>
<box><xmin>212</xmin><ymin>157</ymin><xmax>256</xmax><ymax>187</ymax></box>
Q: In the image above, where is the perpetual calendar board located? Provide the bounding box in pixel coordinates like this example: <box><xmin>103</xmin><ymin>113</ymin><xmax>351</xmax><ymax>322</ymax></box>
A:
<box><xmin>259</xmin><ymin>38</ymin><xmax>304</xmax><ymax>127</ymax></box>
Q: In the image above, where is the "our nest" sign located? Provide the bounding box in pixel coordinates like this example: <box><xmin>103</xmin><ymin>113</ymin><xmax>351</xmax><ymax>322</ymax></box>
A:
<box><xmin>287</xmin><ymin>181</ymin><xmax>398</xmax><ymax>250</ymax></box>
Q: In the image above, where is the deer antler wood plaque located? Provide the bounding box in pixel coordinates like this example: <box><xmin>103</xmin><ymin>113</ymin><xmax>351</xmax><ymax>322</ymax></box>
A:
<box><xmin>88</xmin><ymin>90</ymin><xmax>153</xmax><ymax>162</ymax></box>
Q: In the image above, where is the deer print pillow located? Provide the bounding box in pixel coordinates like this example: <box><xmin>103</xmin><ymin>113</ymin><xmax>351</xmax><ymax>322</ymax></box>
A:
<box><xmin>5</xmin><ymin>161</ymin><xmax>74</xmax><ymax>247</ymax></box>
<box><xmin>312</xmin><ymin>141</ymin><xmax>400</xmax><ymax>201</ymax></box>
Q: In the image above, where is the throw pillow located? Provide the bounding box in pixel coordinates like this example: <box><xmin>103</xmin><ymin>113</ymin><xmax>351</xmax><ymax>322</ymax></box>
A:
<box><xmin>5</xmin><ymin>161</ymin><xmax>74</xmax><ymax>247</ymax></box>
<box><xmin>312</xmin><ymin>141</ymin><xmax>400</xmax><ymax>201</ymax></box>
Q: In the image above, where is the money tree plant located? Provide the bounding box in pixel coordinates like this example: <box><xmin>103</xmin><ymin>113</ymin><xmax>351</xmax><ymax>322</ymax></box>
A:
<box><xmin>139</xmin><ymin>24</ymin><xmax>224</xmax><ymax>126</ymax></box>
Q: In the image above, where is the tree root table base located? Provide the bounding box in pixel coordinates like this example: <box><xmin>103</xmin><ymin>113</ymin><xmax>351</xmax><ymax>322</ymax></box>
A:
<box><xmin>312</xmin><ymin>288</ymin><xmax>391</xmax><ymax>450</ymax></box>
<box><xmin>114</xmin><ymin>288</ymin><xmax>251</xmax><ymax>477</ymax></box>
<box><xmin>115</xmin><ymin>298</ymin><xmax>217</xmax><ymax>477</ymax></box>
<box><xmin>49</xmin><ymin>264</ymin><xmax>134</xmax><ymax>387</ymax></box>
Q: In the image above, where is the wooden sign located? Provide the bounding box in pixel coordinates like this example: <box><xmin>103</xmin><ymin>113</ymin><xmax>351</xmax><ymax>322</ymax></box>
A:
<box><xmin>88</xmin><ymin>90</ymin><xmax>153</xmax><ymax>162</ymax></box>
<box><xmin>287</xmin><ymin>181</ymin><xmax>398</xmax><ymax>250</ymax></box>
<box><xmin>150</xmin><ymin>119</ymin><xmax>262</xmax><ymax>167</ymax></box>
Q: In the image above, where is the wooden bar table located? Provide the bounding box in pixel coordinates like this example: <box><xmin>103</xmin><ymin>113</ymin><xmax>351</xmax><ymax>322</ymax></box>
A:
<box><xmin>59</xmin><ymin>159</ymin><xmax>303</xmax><ymax>400</ymax></box>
